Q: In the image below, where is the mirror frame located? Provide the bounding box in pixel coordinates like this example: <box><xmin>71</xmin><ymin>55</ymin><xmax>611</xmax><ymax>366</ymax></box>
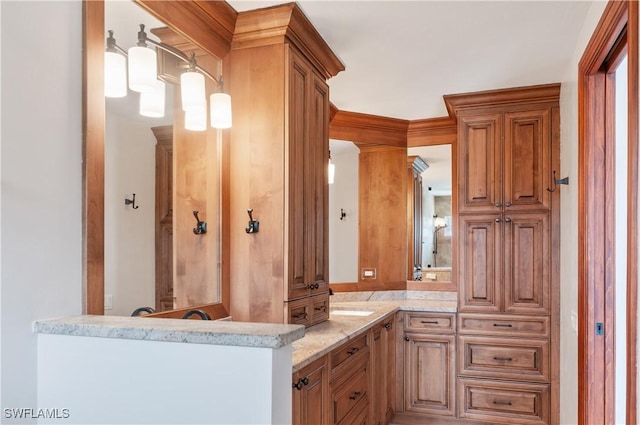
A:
<box><xmin>83</xmin><ymin>0</ymin><xmax>235</xmax><ymax>314</ymax></box>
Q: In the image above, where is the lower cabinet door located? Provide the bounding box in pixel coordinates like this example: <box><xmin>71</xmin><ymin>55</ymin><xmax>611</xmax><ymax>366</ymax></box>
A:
<box><xmin>404</xmin><ymin>333</ymin><xmax>456</xmax><ymax>416</ymax></box>
<box><xmin>458</xmin><ymin>378</ymin><xmax>550</xmax><ymax>425</ymax></box>
<box><xmin>292</xmin><ymin>356</ymin><xmax>329</xmax><ymax>425</ymax></box>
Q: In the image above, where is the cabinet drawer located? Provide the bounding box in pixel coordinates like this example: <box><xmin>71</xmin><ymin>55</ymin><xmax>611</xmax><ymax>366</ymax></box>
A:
<box><xmin>310</xmin><ymin>293</ymin><xmax>329</xmax><ymax>325</ymax></box>
<box><xmin>458</xmin><ymin>313</ymin><xmax>550</xmax><ymax>338</ymax></box>
<box><xmin>331</xmin><ymin>362</ymin><xmax>368</xmax><ymax>425</ymax></box>
<box><xmin>458</xmin><ymin>378</ymin><xmax>549</xmax><ymax>425</ymax></box>
<box><xmin>331</xmin><ymin>334</ymin><xmax>369</xmax><ymax>376</ymax></box>
<box><xmin>287</xmin><ymin>298</ymin><xmax>311</xmax><ymax>327</ymax></box>
<box><xmin>404</xmin><ymin>312</ymin><xmax>455</xmax><ymax>334</ymax></box>
<box><xmin>459</xmin><ymin>335</ymin><xmax>549</xmax><ymax>382</ymax></box>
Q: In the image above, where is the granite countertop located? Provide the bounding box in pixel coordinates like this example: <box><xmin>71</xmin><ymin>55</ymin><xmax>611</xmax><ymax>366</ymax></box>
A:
<box><xmin>292</xmin><ymin>298</ymin><xmax>457</xmax><ymax>373</ymax></box>
<box><xmin>33</xmin><ymin>315</ymin><xmax>305</xmax><ymax>349</ymax></box>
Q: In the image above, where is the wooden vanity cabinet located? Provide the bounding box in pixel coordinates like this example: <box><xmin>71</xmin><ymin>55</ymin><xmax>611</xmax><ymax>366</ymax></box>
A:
<box><xmin>370</xmin><ymin>317</ymin><xmax>395</xmax><ymax>425</ymax></box>
<box><xmin>396</xmin><ymin>312</ymin><xmax>456</xmax><ymax>419</ymax></box>
<box><xmin>293</xmin><ymin>356</ymin><xmax>330</xmax><ymax>425</ymax></box>
<box><xmin>228</xmin><ymin>4</ymin><xmax>343</xmax><ymax>325</ymax></box>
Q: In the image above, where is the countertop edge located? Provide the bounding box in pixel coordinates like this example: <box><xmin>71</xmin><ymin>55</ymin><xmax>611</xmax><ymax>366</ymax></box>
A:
<box><xmin>33</xmin><ymin>316</ymin><xmax>306</xmax><ymax>349</ymax></box>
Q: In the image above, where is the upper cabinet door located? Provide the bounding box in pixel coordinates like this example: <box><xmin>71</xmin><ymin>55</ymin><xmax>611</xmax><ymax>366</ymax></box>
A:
<box><xmin>458</xmin><ymin>113</ymin><xmax>502</xmax><ymax>213</ymax></box>
<box><xmin>503</xmin><ymin>109</ymin><xmax>551</xmax><ymax>212</ymax></box>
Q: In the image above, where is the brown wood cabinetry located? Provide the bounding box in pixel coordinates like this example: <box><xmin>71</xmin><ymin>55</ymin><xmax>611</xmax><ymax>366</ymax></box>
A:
<box><xmin>445</xmin><ymin>84</ymin><xmax>560</xmax><ymax>425</ymax></box>
<box><xmin>293</xmin><ymin>356</ymin><xmax>330</xmax><ymax>425</ymax></box>
<box><xmin>371</xmin><ymin>317</ymin><xmax>395</xmax><ymax>425</ymax></box>
<box><xmin>228</xmin><ymin>4</ymin><xmax>343</xmax><ymax>325</ymax></box>
<box><xmin>396</xmin><ymin>312</ymin><xmax>456</xmax><ymax>419</ymax></box>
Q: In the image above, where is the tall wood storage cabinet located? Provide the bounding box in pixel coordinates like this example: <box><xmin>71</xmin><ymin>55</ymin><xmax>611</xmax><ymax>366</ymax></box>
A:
<box><xmin>445</xmin><ymin>84</ymin><xmax>560</xmax><ymax>425</ymax></box>
<box><xmin>228</xmin><ymin>4</ymin><xmax>344</xmax><ymax>326</ymax></box>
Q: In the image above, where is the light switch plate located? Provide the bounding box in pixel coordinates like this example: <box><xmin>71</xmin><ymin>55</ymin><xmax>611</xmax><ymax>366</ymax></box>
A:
<box><xmin>361</xmin><ymin>268</ymin><xmax>376</xmax><ymax>280</ymax></box>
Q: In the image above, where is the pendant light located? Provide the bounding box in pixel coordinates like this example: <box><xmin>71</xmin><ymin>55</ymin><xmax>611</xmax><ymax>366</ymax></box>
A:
<box><xmin>180</xmin><ymin>64</ymin><xmax>206</xmax><ymax>111</ymax></box>
<box><xmin>184</xmin><ymin>103</ymin><xmax>207</xmax><ymax>132</ymax></box>
<box><xmin>104</xmin><ymin>31</ymin><xmax>127</xmax><ymax>98</ymax></box>
<box><xmin>127</xmin><ymin>25</ymin><xmax>158</xmax><ymax>93</ymax></box>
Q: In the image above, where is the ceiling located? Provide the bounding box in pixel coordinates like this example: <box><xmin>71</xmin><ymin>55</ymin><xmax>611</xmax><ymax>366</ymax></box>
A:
<box><xmin>227</xmin><ymin>0</ymin><xmax>597</xmax><ymax>120</ymax></box>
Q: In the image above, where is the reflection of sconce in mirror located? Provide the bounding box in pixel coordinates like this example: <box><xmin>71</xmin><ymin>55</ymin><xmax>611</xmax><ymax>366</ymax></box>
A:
<box><xmin>328</xmin><ymin>150</ymin><xmax>336</xmax><ymax>184</ymax></box>
<box><xmin>433</xmin><ymin>216</ymin><xmax>447</xmax><ymax>229</ymax></box>
<box><xmin>432</xmin><ymin>215</ymin><xmax>448</xmax><ymax>267</ymax></box>
<box><xmin>104</xmin><ymin>25</ymin><xmax>232</xmax><ymax>130</ymax></box>
<box><xmin>192</xmin><ymin>210</ymin><xmax>207</xmax><ymax>235</ymax></box>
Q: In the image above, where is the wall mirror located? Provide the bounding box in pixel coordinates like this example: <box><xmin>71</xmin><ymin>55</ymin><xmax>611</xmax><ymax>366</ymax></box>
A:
<box><xmin>86</xmin><ymin>0</ymin><xmax>227</xmax><ymax>317</ymax></box>
<box><xmin>407</xmin><ymin>144</ymin><xmax>453</xmax><ymax>284</ymax></box>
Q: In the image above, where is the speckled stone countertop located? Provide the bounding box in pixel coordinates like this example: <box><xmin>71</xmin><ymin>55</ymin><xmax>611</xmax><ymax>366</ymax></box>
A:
<box><xmin>34</xmin><ymin>315</ymin><xmax>305</xmax><ymax>349</ymax></box>
<box><xmin>292</xmin><ymin>298</ymin><xmax>457</xmax><ymax>373</ymax></box>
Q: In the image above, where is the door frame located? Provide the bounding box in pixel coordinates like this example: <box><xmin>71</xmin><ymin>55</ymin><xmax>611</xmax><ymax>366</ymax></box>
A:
<box><xmin>578</xmin><ymin>1</ymin><xmax>639</xmax><ymax>423</ymax></box>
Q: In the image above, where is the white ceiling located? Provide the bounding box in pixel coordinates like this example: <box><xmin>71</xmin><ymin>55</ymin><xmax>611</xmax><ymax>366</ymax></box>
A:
<box><xmin>227</xmin><ymin>0</ymin><xmax>597</xmax><ymax>120</ymax></box>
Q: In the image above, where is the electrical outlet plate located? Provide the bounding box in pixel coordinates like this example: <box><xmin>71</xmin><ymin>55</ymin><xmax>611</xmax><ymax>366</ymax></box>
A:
<box><xmin>361</xmin><ymin>268</ymin><xmax>376</xmax><ymax>280</ymax></box>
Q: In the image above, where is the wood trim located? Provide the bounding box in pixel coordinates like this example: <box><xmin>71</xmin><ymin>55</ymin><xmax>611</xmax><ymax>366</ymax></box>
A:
<box><xmin>627</xmin><ymin>2</ymin><xmax>639</xmax><ymax>423</ymax></box>
<box><xmin>330</xmin><ymin>282</ymin><xmax>407</xmax><ymax>292</ymax></box>
<box><xmin>578</xmin><ymin>2</ymin><xmax>635</xmax><ymax>424</ymax></box>
<box><xmin>407</xmin><ymin>117</ymin><xmax>457</xmax><ymax>147</ymax></box>
<box><xmin>330</xmin><ymin>110</ymin><xmax>409</xmax><ymax>147</ymax></box>
<box><xmin>83</xmin><ymin>0</ymin><xmax>105</xmax><ymax>315</ymax></box>
<box><xmin>443</xmin><ymin>83</ymin><xmax>561</xmax><ymax>120</ymax></box>
<box><xmin>231</xmin><ymin>3</ymin><xmax>344</xmax><ymax>79</ymax></box>
<box><xmin>134</xmin><ymin>0</ymin><xmax>237</xmax><ymax>61</ymax></box>
<box><xmin>144</xmin><ymin>302</ymin><xmax>229</xmax><ymax>320</ymax></box>
<box><xmin>406</xmin><ymin>280</ymin><xmax>456</xmax><ymax>292</ymax></box>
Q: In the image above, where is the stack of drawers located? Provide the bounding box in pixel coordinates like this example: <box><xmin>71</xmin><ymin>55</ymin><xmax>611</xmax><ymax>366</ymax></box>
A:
<box><xmin>330</xmin><ymin>333</ymin><xmax>370</xmax><ymax>425</ymax></box>
<box><xmin>457</xmin><ymin>313</ymin><xmax>550</xmax><ymax>424</ymax></box>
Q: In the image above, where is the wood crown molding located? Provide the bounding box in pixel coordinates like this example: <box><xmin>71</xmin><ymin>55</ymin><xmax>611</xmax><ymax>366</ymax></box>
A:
<box><xmin>135</xmin><ymin>0</ymin><xmax>237</xmax><ymax>60</ymax></box>
<box><xmin>443</xmin><ymin>83</ymin><xmax>561</xmax><ymax>120</ymax></box>
<box><xmin>407</xmin><ymin>117</ymin><xmax>457</xmax><ymax>147</ymax></box>
<box><xmin>231</xmin><ymin>2</ymin><xmax>345</xmax><ymax>79</ymax></box>
<box><xmin>330</xmin><ymin>110</ymin><xmax>409</xmax><ymax>147</ymax></box>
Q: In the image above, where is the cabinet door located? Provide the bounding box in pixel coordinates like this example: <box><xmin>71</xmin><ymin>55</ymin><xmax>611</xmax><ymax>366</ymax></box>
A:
<box><xmin>370</xmin><ymin>318</ymin><xmax>395</xmax><ymax>425</ymax></box>
<box><xmin>293</xmin><ymin>356</ymin><xmax>330</xmax><ymax>425</ymax></box>
<box><xmin>504</xmin><ymin>212</ymin><xmax>550</xmax><ymax>314</ymax></box>
<box><xmin>308</xmin><ymin>72</ymin><xmax>330</xmax><ymax>295</ymax></box>
<box><xmin>458</xmin><ymin>113</ymin><xmax>502</xmax><ymax>213</ymax></box>
<box><xmin>404</xmin><ymin>332</ymin><xmax>456</xmax><ymax>417</ymax></box>
<box><xmin>288</xmin><ymin>50</ymin><xmax>312</xmax><ymax>301</ymax></box>
<box><xmin>504</xmin><ymin>109</ymin><xmax>551</xmax><ymax>212</ymax></box>
<box><xmin>459</xmin><ymin>215</ymin><xmax>502</xmax><ymax>313</ymax></box>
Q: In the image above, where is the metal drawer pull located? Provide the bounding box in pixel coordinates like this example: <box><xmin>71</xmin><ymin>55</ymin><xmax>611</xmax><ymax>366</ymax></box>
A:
<box><xmin>349</xmin><ymin>391</ymin><xmax>362</xmax><ymax>400</ymax></box>
<box><xmin>292</xmin><ymin>312</ymin><xmax>308</xmax><ymax>319</ymax></box>
<box><xmin>493</xmin><ymin>356</ymin><xmax>513</xmax><ymax>361</ymax></box>
<box><xmin>314</xmin><ymin>305</ymin><xmax>327</xmax><ymax>312</ymax></box>
<box><xmin>292</xmin><ymin>377</ymin><xmax>309</xmax><ymax>390</ymax></box>
<box><xmin>493</xmin><ymin>323</ymin><xmax>513</xmax><ymax>327</ymax></box>
<box><xmin>347</xmin><ymin>347</ymin><xmax>359</xmax><ymax>355</ymax></box>
<box><xmin>421</xmin><ymin>320</ymin><xmax>439</xmax><ymax>324</ymax></box>
<box><xmin>493</xmin><ymin>400</ymin><xmax>512</xmax><ymax>406</ymax></box>
<box><xmin>384</xmin><ymin>322</ymin><xmax>393</xmax><ymax>330</ymax></box>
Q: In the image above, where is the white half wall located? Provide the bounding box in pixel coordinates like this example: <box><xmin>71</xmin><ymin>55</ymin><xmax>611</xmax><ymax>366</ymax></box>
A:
<box><xmin>0</xmin><ymin>1</ymin><xmax>83</xmax><ymax>421</ymax></box>
<box><xmin>558</xmin><ymin>2</ymin><xmax>608</xmax><ymax>424</ymax></box>
<box><xmin>37</xmin><ymin>334</ymin><xmax>292</xmax><ymax>425</ymax></box>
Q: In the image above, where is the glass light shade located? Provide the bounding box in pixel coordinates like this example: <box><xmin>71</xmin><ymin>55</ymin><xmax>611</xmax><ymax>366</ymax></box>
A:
<box><xmin>184</xmin><ymin>105</ymin><xmax>207</xmax><ymax>132</ymax></box>
<box><xmin>434</xmin><ymin>216</ymin><xmax>447</xmax><ymax>228</ymax></box>
<box><xmin>104</xmin><ymin>51</ymin><xmax>127</xmax><ymax>98</ymax></box>
<box><xmin>210</xmin><ymin>93</ymin><xmax>232</xmax><ymax>129</ymax></box>
<box><xmin>139</xmin><ymin>80</ymin><xmax>165</xmax><ymax>118</ymax></box>
<box><xmin>128</xmin><ymin>45</ymin><xmax>157</xmax><ymax>92</ymax></box>
<box><xmin>328</xmin><ymin>161</ymin><xmax>336</xmax><ymax>184</ymax></box>
<box><xmin>180</xmin><ymin>71</ymin><xmax>205</xmax><ymax>111</ymax></box>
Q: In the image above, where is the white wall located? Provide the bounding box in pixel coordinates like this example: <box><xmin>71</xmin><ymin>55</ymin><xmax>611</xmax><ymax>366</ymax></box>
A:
<box><xmin>558</xmin><ymin>2</ymin><xmax>607</xmax><ymax>424</ymax></box>
<box><xmin>104</xmin><ymin>111</ymin><xmax>157</xmax><ymax>316</ymax></box>
<box><xmin>329</xmin><ymin>141</ymin><xmax>359</xmax><ymax>283</ymax></box>
<box><xmin>0</xmin><ymin>1</ymin><xmax>83</xmax><ymax>421</ymax></box>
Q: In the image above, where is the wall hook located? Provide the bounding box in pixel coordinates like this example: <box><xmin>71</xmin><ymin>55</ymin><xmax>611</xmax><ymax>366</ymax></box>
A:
<box><xmin>192</xmin><ymin>210</ymin><xmax>207</xmax><ymax>235</ymax></box>
<box><xmin>340</xmin><ymin>209</ymin><xmax>347</xmax><ymax>221</ymax></box>
<box><xmin>246</xmin><ymin>208</ymin><xmax>259</xmax><ymax>234</ymax></box>
<box><xmin>124</xmin><ymin>193</ymin><xmax>139</xmax><ymax>209</ymax></box>
<box><xmin>547</xmin><ymin>170</ymin><xmax>569</xmax><ymax>192</ymax></box>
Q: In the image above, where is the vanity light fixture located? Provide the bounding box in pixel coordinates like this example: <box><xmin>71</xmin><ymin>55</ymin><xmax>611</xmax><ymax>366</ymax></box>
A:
<box><xmin>328</xmin><ymin>150</ymin><xmax>336</xmax><ymax>184</ymax></box>
<box><xmin>104</xmin><ymin>25</ymin><xmax>232</xmax><ymax>130</ymax></box>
